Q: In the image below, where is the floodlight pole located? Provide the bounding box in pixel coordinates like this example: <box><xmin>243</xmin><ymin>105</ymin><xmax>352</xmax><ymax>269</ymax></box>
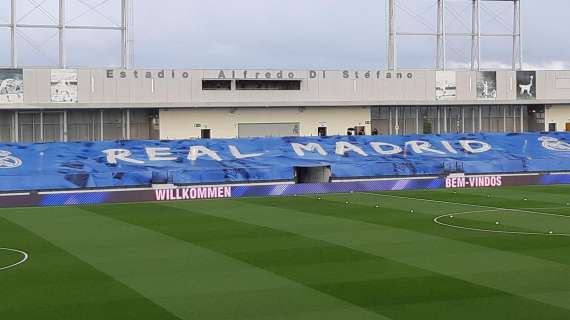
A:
<box><xmin>471</xmin><ymin>0</ymin><xmax>481</xmax><ymax>70</ymax></box>
<box><xmin>513</xmin><ymin>0</ymin><xmax>522</xmax><ymax>70</ymax></box>
<box><xmin>10</xmin><ymin>0</ymin><xmax>16</xmax><ymax>68</ymax></box>
<box><xmin>59</xmin><ymin>0</ymin><xmax>66</xmax><ymax>68</ymax></box>
<box><xmin>3</xmin><ymin>0</ymin><xmax>131</xmax><ymax>68</ymax></box>
<box><xmin>387</xmin><ymin>0</ymin><xmax>522</xmax><ymax>71</ymax></box>
<box><xmin>436</xmin><ymin>0</ymin><xmax>446</xmax><ymax>70</ymax></box>
<box><xmin>121</xmin><ymin>0</ymin><xmax>130</xmax><ymax>69</ymax></box>
<box><xmin>388</xmin><ymin>0</ymin><xmax>397</xmax><ymax>70</ymax></box>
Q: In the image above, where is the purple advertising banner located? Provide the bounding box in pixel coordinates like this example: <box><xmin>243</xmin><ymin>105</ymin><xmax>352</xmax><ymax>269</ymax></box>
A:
<box><xmin>0</xmin><ymin>174</ymin><xmax>569</xmax><ymax>209</ymax></box>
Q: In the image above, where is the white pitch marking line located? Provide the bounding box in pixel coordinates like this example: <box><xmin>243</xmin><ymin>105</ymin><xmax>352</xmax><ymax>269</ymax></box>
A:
<box><xmin>0</xmin><ymin>248</ymin><xmax>29</xmax><ymax>271</ymax></box>
<box><xmin>360</xmin><ymin>192</ymin><xmax>570</xmax><ymax>237</ymax></box>
<box><xmin>433</xmin><ymin>210</ymin><xmax>570</xmax><ymax>237</ymax></box>
<box><xmin>360</xmin><ymin>192</ymin><xmax>570</xmax><ymax>219</ymax></box>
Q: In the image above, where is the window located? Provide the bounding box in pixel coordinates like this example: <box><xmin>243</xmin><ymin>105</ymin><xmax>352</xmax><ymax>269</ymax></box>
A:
<box><xmin>68</xmin><ymin>110</ymin><xmax>101</xmax><ymax>141</ymax></box>
<box><xmin>463</xmin><ymin>107</ymin><xmax>480</xmax><ymax>133</ymax></box>
<box><xmin>42</xmin><ymin>112</ymin><xmax>63</xmax><ymax>142</ymax></box>
<box><xmin>236</xmin><ymin>80</ymin><xmax>301</xmax><ymax>91</ymax></box>
<box><xmin>505</xmin><ymin>106</ymin><xmax>516</xmax><ymax>132</ymax></box>
<box><xmin>19</xmin><ymin>112</ymin><xmax>42</xmax><ymax>142</ymax></box>
<box><xmin>371</xmin><ymin>106</ymin><xmax>390</xmax><ymax>135</ymax></box>
<box><xmin>130</xmin><ymin>109</ymin><xmax>158</xmax><ymax>140</ymax></box>
<box><xmin>202</xmin><ymin>80</ymin><xmax>231</xmax><ymax>91</ymax></box>
<box><xmin>0</xmin><ymin>111</ymin><xmax>13</xmax><ymax>142</ymax></box>
<box><xmin>446</xmin><ymin>107</ymin><xmax>462</xmax><ymax>134</ymax></box>
<box><xmin>102</xmin><ymin>110</ymin><xmax>125</xmax><ymax>140</ymax></box>
<box><xmin>419</xmin><ymin>107</ymin><xmax>439</xmax><ymax>134</ymax></box>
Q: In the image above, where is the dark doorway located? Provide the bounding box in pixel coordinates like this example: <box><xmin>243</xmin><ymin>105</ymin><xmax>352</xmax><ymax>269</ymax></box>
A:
<box><xmin>566</xmin><ymin>123</ymin><xmax>570</xmax><ymax>132</ymax></box>
<box><xmin>201</xmin><ymin>129</ymin><xmax>211</xmax><ymax>139</ymax></box>
<box><xmin>548</xmin><ymin>123</ymin><xmax>557</xmax><ymax>132</ymax></box>
<box><xmin>294</xmin><ymin>166</ymin><xmax>331</xmax><ymax>183</ymax></box>
<box><xmin>355</xmin><ymin>126</ymin><xmax>366</xmax><ymax>135</ymax></box>
<box><xmin>527</xmin><ymin>106</ymin><xmax>545</xmax><ymax>132</ymax></box>
<box><xmin>318</xmin><ymin>127</ymin><xmax>327</xmax><ymax>137</ymax></box>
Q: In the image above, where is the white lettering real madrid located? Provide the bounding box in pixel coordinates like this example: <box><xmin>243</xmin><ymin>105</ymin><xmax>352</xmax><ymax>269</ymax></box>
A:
<box><xmin>0</xmin><ymin>137</ymin><xmax>567</xmax><ymax>169</ymax></box>
<box><xmin>101</xmin><ymin>140</ymin><xmax>492</xmax><ymax>165</ymax></box>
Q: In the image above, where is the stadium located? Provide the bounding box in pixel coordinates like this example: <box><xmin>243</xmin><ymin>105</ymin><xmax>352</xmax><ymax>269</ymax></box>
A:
<box><xmin>2</xmin><ymin>0</ymin><xmax>570</xmax><ymax>319</ymax></box>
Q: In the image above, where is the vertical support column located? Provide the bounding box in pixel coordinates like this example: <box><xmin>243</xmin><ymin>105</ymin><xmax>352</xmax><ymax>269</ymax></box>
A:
<box><xmin>123</xmin><ymin>109</ymin><xmax>131</xmax><ymax>140</ymax></box>
<box><xmin>503</xmin><ymin>106</ymin><xmax>507</xmax><ymax>132</ymax></box>
<box><xmin>478</xmin><ymin>106</ymin><xmax>483</xmax><ymax>132</ymax></box>
<box><xmin>394</xmin><ymin>108</ymin><xmax>399</xmax><ymax>135</ymax></box>
<box><xmin>512</xmin><ymin>0</ymin><xmax>522</xmax><ymax>70</ymax></box>
<box><xmin>471</xmin><ymin>0</ymin><xmax>480</xmax><ymax>70</ymax></box>
<box><xmin>388</xmin><ymin>0</ymin><xmax>396</xmax><ymax>70</ymax></box>
<box><xmin>121</xmin><ymin>0</ymin><xmax>130</xmax><ymax>69</ymax></box>
<box><xmin>100</xmin><ymin>110</ymin><xmax>104</xmax><ymax>141</ymax></box>
<box><xmin>10</xmin><ymin>0</ymin><xmax>17</xmax><ymax>67</ymax></box>
<box><xmin>436</xmin><ymin>0</ymin><xmax>446</xmax><ymax>70</ymax></box>
<box><xmin>63</xmin><ymin>110</ymin><xmax>68</xmax><ymax>142</ymax></box>
<box><xmin>437</xmin><ymin>107</ymin><xmax>441</xmax><ymax>134</ymax></box>
<box><xmin>520</xmin><ymin>105</ymin><xmax>524</xmax><ymax>132</ymax></box>
<box><xmin>512</xmin><ymin>106</ymin><xmax>516</xmax><ymax>132</ymax></box>
<box><xmin>39</xmin><ymin>112</ymin><xmax>44</xmax><ymax>142</ymax></box>
<box><xmin>416</xmin><ymin>108</ymin><xmax>419</xmax><ymax>134</ymax></box>
<box><xmin>59</xmin><ymin>0</ymin><xmax>65</xmax><ymax>68</ymax></box>
<box><xmin>12</xmin><ymin>111</ymin><xmax>18</xmax><ymax>143</ymax></box>
<box><xmin>472</xmin><ymin>107</ymin><xmax>475</xmax><ymax>133</ymax></box>
<box><xmin>462</xmin><ymin>107</ymin><xmax>465</xmax><ymax>133</ymax></box>
<box><xmin>443</xmin><ymin>107</ymin><xmax>447</xmax><ymax>133</ymax></box>
<box><xmin>389</xmin><ymin>108</ymin><xmax>393</xmax><ymax>135</ymax></box>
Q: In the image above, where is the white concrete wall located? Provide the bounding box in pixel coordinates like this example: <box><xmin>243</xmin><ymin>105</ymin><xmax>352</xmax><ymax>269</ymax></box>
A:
<box><xmin>6</xmin><ymin>68</ymin><xmax>570</xmax><ymax>108</ymax></box>
<box><xmin>159</xmin><ymin>106</ymin><xmax>371</xmax><ymax>139</ymax></box>
<box><xmin>545</xmin><ymin>104</ymin><xmax>570</xmax><ymax>132</ymax></box>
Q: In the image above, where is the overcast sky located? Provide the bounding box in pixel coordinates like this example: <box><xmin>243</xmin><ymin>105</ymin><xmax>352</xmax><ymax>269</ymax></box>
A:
<box><xmin>1</xmin><ymin>0</ymin><xmax>569</xmax><ymax>69</ymax></box>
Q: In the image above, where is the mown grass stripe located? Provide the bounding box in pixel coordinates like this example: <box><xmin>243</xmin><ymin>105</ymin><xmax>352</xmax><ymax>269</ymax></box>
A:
<box><xmin>311</xmin><ymin>191</ymin><xmax>570</xmax><ymax>265</ymax></box>
<box><xmin>85</xmin><ymin>202</ymin><xmax>570</xmax><ymax>320</ymax></box>
<box><xmin>165</xmin><ymin>197</ymin><xmax>570</xmax><ymax>313</ymax></box>
<box><xmin>0</xmin><ymin>215</ymin><xmax>180</xmax><ymax>320</ymax></box>
<box><xmin>0</xmin><ymin>206</ymin><xmax>387</xmax><ymax>320</ymax></box>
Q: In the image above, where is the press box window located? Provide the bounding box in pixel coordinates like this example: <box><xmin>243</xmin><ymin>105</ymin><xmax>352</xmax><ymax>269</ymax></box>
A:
<box><xmin>202</xmin><ymin>80</ymin><xmax>232</xmax><ymax>90</ymax></box>
<box><xmin>236</xmin><ymin>80</ymin><xmax>301</xmax><ymax>91</ymax></box>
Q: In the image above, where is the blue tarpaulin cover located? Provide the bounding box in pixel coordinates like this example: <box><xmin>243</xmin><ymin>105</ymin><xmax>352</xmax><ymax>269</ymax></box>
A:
<box><xmin>0</xmin><ymin>132</ymin><xmax>570</xmax><ymax>191</ymax></box>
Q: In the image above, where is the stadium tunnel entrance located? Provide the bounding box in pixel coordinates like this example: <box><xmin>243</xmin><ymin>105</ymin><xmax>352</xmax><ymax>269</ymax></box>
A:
<box><xmin>294</xmin><ymin>166</ymin><xmax>332</xmax><ymax>183</ymax></box>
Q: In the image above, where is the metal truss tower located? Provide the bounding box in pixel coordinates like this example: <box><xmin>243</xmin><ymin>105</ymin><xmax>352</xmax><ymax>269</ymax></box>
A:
<box><xmin>388</xmin><ymin>0</ymin><xmax>522</xmax><ymax>71</ymax></box>
<box><xmin>1</xmin><ymin>0</ymin><xmax>132</xmax><ymax>68</ymax></box>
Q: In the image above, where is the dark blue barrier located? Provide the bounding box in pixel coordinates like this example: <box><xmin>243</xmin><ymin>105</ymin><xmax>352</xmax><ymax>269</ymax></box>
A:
<box><xmin>1</xmin><ymin>132</ymin><xmax>570</xmax><ymax>191</ymax></box>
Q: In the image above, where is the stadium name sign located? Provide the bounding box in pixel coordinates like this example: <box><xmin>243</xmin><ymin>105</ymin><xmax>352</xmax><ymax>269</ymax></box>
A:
<box><xmin>106</xmin><ymin>70</ymin><xmax>191</xmax><ymax>79</ymax></box>
<box><xmin>217</xmin><ymin>70</ymin><xmax>415</xmax><ymax>80</ymax></box>
<box><xmin>105</xmin><ymin>69</ymin><xmax>415</xmax><ymax>80</ymax></box>
<box><xmin>102</xmin><ymin>140</ymin><xmax>491</xmax><ymax>164</ymax></box>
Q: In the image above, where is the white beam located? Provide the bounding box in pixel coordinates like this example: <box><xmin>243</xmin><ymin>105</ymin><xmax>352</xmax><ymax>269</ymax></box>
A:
<box><xmin>471</xmin><ymin>0</ymin><xmax>481</xmax><ymax>70</ymax></box>
<box><xmin>388</xmin><ymin>0</ymin><xmax>396</xmax><ymax>70</ymax></box>
<box><xmin>512</xmin><ymin>0</ymin><xmax>522</xmax><ymax>70</ymax></box>
<box><xmin>10</xmin><ymin>0</ymin><xmax>16</xmax><ymax>68</ymax></box>
<box><xmin>59</xmin><ymin>0</ymin><xmax>65</xmax><ymax>68</ymax></box>
<box><xmin>121</xmin><ymin>0</ymin><xmax>130</xmax><ymax>69</ymax></box>
<box><xmin>436</xmin><ymin>0</ymin><xmax>446</xmax><ymax>70</ymax></box>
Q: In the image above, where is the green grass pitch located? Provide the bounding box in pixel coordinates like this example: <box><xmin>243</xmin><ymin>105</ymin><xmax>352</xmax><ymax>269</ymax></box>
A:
<box><xmin>2</xmin><ymin>185</ymin><xmax>570</xmax><ymax>319</ymax></box>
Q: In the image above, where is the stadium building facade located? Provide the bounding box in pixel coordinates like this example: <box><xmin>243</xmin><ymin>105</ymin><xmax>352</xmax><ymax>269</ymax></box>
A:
<box><xmin>1</xmin><ymin>68</ymin><xmax>570</xmax><ymax>143</ymax></box>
